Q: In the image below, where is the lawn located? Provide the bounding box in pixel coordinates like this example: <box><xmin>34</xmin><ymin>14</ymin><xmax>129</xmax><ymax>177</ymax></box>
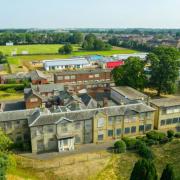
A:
<box><xmin>0</xmin><ymin>91</ymin><xmax>24</xmax><ymax>101</ymax></box>
<box><xmin>0</xmin><ymin>44</ymin><xmax>80</xmax><ymax>55</ymax></box>
<box><xmin>8</xmin><ymin>140</ymin><xmax>180</xmax><ymax>180</ymax></box>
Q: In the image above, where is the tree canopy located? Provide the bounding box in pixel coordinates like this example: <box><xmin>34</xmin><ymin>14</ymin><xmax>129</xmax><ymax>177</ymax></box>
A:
<box><xmin>130</xmin><ymin>159</ymin><xmax>158</xmax><ymax>180</ymax></box>
<box><xmin>82</xmin><ymin>33</ymin><xmax>112</xmax><ymax>51</ymax></box>
<box><xmin>58</xmin><ymin>44</ymin><xmax>73</xmax><ymax>54</ymax></box>
<box><xmin>112</xmin><ymin>57</ymin><xmax>147</xmax><ymax>90</ymax></box>
<box><xmin>147</xmin><ymin>46</ymin><xmax>180</xmax><ymax>96</ymax></box>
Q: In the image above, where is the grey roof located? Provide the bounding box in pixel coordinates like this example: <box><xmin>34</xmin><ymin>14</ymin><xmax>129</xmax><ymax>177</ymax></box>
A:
<box><xmin>29</xmin><ymin>103</ymin><xmax>155</xmax><ymax>127</ymax></box>
<box><xmin>150</xmin><ymin>97</ymin><xmax>180</xmax><ymax>108</ymax></box>
<box><xmin>30</xmin><ymin>70</ymin><xmax>48</xmax><ymax>81</ymax></box>
<box><xmin>54</xmin><ymin>69</ymin><xmax>111</xmax><ymax>76</ymax></box>
<box><xmin>31</xmin><ymin>83</ymin><xmax>64</xmax><ymax>93</ymax></box>
<box><xmin>0</xmin><ymin>109</ymin><xmax>35</xmax><ymax>122</ymax></box>
<box><xmin>111</xmin><ymin>86</ymin><xmax>148</xmax><ymax>101</ymax></box>
<box><xmin>43</xmin><ymin>58</ymin><xmax>89</xmax><ymax>67</ymax></box>
<box><xmin>79</xmin><ymin>93</ymin><xmax>92</xmax><ymax>106</ymax></box>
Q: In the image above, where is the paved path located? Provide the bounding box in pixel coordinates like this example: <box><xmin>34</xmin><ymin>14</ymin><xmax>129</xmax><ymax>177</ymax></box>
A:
<box><xmin>20</xmin><ymin>141</ymin><xmax>116</xmax><ymax>160</ymax></box>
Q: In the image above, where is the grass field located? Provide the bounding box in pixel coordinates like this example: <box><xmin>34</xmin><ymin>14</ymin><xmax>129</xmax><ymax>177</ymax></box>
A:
<box><xmin>8</xmin><ymin>139</ymin><xmax>180</xmax><ymax>180</ymax></box>
<box><xmin>0</xmin><ymin>44</ymin><xmax>80</xmax><ymax>55</ymax></box>
<box><xmin>0</xmin><ymin>91</ymin><xmax>23</xmax><ymax>101</ymax></box>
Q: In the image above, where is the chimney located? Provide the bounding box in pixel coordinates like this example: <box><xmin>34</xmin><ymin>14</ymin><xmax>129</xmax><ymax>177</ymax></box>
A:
<box><xmin>103</xmin><ymin>97</ymin><xmax>108</xmax><ymax>107</ymax></box>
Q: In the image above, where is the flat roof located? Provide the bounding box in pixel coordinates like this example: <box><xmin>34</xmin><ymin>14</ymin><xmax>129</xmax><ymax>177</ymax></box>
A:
<box><xmin>150</xmin><ymin>97</ymin><xmax>180</xmax><ymax>107</ymax></box>
<box><xmin>111</xmin><ymin>86</ymin><xmax>148</xmax><ymax>100</ymax></box>
<box><xmin>43</xmin><ymin>58</ymin><xmax>89</xmax><ymax>67</ymax></box>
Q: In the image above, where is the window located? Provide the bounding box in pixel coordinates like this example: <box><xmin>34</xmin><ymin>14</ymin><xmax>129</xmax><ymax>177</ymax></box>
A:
<box><xmin>146</xmin><ymin>112</ymin><xmax>152</xmax><ymax>120</ymax></box>
<box><xmin>145</xmin><ymin>124</ymin><xmax>152</xmax><ymax>131</ymax></box>
<box><xmin>116</xmin><ymin>128</ymin><xmax>121</xmax><ymax>136</ymax></box>
<box><xmin>160</xmin><ymin>120</ymin><xmax>166</xmax><ymax>126</ymax></box>
<box><xmin>30</xmin><ymin>98</ymin><xmax>38</xmax><ymax>102</ymax></box>
<box><xmin>97</xmin><ymin>118</ymin><xmax>104</xmax><ymax>128</ymax></box>
<box><xmin>139</xmin><ymin>113</ymin><xmax>145</xmax><ymax>121</ymax></box>
<box><xmin>6</xmin><ymin>122</ymin><xmax>12</xmax><ymax>129</ymax></box>
<box><xmin>64</xmin><ymin>76</ymin><xmax>70</xmax><ymax>80</ymax></box>
<box><xmin>57</xmin><ymin>76</ymin><xmax>63</xmax><ymax>80</ymax></box>
<box><xmin>115</xmin><ymin>116</ymin><xmax>122</xmax><ymax>124</ymax></box>
<box><xmin>125</xmin><ymin>115</ymin><xmax>136</xmax><ymax>123</ymax></box>
<box><xmin>98</xmin><ymin>131</ymin><xmax>104</xmax><ymax>141</ymax></box>
<box><xmin>47</xmin><ymin>125</ymin><xmax>54</xmax><ymax>133</ymax></box>
<box><xmin>71</xmin><ymin>75</ymin><xmax>76</xmax><ymax>79</ymax></box>
<box><xmin>125</xmin><ymin>127</ymin><xmax>130</xmax><ymax>134</ymax></box>
<box><xmin>75</xmin><ymin>135</ymin><xmax>81</xmax><ymax>143</ymax></box>
<box><xmin>108</xmin><ymin>117</ymin><xmax>114</xmax><ymax>125</ymax></box>
<box><xmin>166</xmin><ymin>119</ymin><xmax>172</xmax><ymax>125</ymax></box>
<box><xmin>139</xmin><ymin>125</ymin><xmax>144</xmax><ymax>132</ymax></box>
<box><xmin>89</xmin><ymin>75</ymin><xmax>94</xmax><ymax>78</ymax></box>
<box><xmin>95</xmin><ymin>74</ymin><xmax>100</xmax><ymax>78</ymax></box>
<box><xmin>172</xmin><ymin>118</ymin><xmax>178</xmax><ymax>124</ymax></box>
<box><xmin>108</xmin><ymin>130</ymin><xmax>113</xmax><ymax>137</ymax></box>
<box><xmin>131</xmin><ymin>126</ymin><xmax>136</xmax><ymax>133</ymax></box>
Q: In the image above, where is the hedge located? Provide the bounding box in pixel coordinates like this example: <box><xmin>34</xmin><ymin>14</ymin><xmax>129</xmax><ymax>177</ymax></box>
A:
<box><xmin>146</xmin><ymin>131</ymin><xmax>166</xmax><ymax>141</ymax></box>
<box><xmin>0</xmin><ymin>84</ymin><xmax>25</xmax><ymax>91</ymax></box>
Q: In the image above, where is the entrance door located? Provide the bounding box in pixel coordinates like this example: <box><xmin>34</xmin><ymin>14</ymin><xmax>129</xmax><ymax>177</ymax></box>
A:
<box><xmin>58</xmin><ymin>137</ymin><xmax>75</xmax><ymax>152</ymax></box>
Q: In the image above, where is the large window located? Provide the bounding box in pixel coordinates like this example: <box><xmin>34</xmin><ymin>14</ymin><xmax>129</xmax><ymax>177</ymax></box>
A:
<box><xmin>124</xmin><ymin>127</ymin><xmax>130</xmax><ymax>134</ymax></box>
<box><xmin>115</xmin><ymin>116</ymin><xmax>122</xmax><ymax>124</ymax></box>
<box><xmin>166</xmin><ymin>119</ymin><xmax>172</xmax><ymax>125</ymax></box>
<box><xmin>64</xmin><ymin>76</ymin><xmax>70</xmax><ymax>80</ymax></box>
<box><xmin>160</xmin><ymin>120</ymin><xmax>166</xmax><ymax>126</ymax></box>
<box><xmin>145</xmin><ymin>124</ymin><xmax>152</xmax><ymax>131</ymax></box>
<box><xmin>47</xmin><ymin>125</ymin><xmax>54</xmax><ymax>133</ymax></box>
<box><xmin>108</xmin><ymin>130</ymin><xmax>113</xmax><ymax>137</ymax></box>
<box><xmin>98</xmin><ymin>131</ymin><xmax>104</xmax><ymax>141</ymax></box>
<box><xmin>97</xmin><ymin>118</ymin><xmax>105</xmax><ymax>128</ymax></box>
<box><xmin>139</xmin><ymin>113</ymin><xmax>145</xmax><ymax>121</ymax></box>
<box><xmin>146</xmin><ymin>112</ymin><xmax>152</xmax><ymax>120</ymax></box>
<box><xmin>131</xmin><ymin>126</ymin><xmax>136</xmax><ymax>133</ymax></box>
<box><xmin>57</xmin><ymin>76</ymin><xmax>63</xmax><ymax>80</ymax></box>
<box><xmin>139</xmin><ymin>125</ymin><xmax>144</xmax><ymax>132</ymax></box>
<box><xmin>30</xmin><ymin>98</ymin><xmax>38</xmax><ymax>102</ymax></box>
<box><xmin>108</xmin><ymin>117</ymin><xmax>114</xmax><ymax>125</ymax></box>
<box><xmin>125</xmin><ymin>115</ymin><xmax>136</xmax><ymax>123</ymax></box>
<box><xmin>116</xmin><ymin>128</ymin><xmax>121</xmax><ymax>136</ymax></box>
<box><xmin>173</xmin><ymin>118</ymin><xmax>179</xmax><ymax>124</ymax></box>
<box><xmin>61</xmin><ymin>123</ymin><xmax>68</xmax><ymax>133</ymax></box>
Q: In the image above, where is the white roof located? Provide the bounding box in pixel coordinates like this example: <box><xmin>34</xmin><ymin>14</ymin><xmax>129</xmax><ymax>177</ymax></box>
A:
<box><xmin>43</xmin><ymin>58</ymin><xmax>89</xmax><ymax>67</ymax></box>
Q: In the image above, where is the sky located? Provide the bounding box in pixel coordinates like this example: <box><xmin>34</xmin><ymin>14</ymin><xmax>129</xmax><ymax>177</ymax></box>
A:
<box><xmin>0</xmin><ymin>0</ymin><xmax>180</xmax><ymax>29</ymax></box>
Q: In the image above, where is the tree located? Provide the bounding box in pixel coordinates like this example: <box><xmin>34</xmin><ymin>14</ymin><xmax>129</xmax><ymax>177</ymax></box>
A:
<box><xmin>130</xmin><ymin>159</ymin><xmax>158</xmax><ymax>180</ymax></box>
<box><xmin>108</xmin><ymin>36</ymin><xmax>119</xmax><ymax>46</ymax></box>
<box><xmin>112</xmin><ymin>57</ymin><xmax>147</xmax><ymax>90</ymax></box>
<box><xmin>160</xmin><ymin>164</ymin><xmax>175</xmax><ymax>180</ymax></box>
<box><xmin>0</xmin><ymin>51</ymin><xmax>6</xmax><ymax>64</ymax></box>
<box><xmin>114</xmin><ymin>140</ymin><xmax>126</xmax><ymax>153</ymax></box>
<box><xmin>70</xmin><ymin>32</ymin><xmax>83</xmax><ymax>44</ymax></box>
<box><xmin>58</xmin><ymin>44</ymin><xmax>73</xmax><ymax>54</ymax></box>
<box><xmin>147</xmin><ymin>46</ymin><xmax>180</xmax><ymax>96</ymax></box>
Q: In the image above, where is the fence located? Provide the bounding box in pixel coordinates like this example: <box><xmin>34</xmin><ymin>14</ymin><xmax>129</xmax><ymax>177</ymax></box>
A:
<box><xmin>15</xmin><ymin>152</ymin><xmax>112</xmax><ymax>170</ymax></box>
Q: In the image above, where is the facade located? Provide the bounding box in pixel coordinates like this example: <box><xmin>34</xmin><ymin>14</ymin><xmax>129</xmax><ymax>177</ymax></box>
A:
<box><xmin>54</xmin><ymin>69</ymin><xmax>112</xmax><ymax>84</ymax></box>
<box><xmin>30</xmin><ymin>70</ymin><xmax>49</xmax><ymax>85</ymax></box>
<box><xmin>43</xmin><ymin>58</ymin><xmax>90</xmax><ymax>71</ymax></box>
<box><xmin>29</xmin><ymin>103</ymin><xmax>155</xmax><ymax>153</ymax></box>
<box><xmin>150</xmin><ymin>98</ymin><xmax>180</xmax><ymax>131</ymax></box>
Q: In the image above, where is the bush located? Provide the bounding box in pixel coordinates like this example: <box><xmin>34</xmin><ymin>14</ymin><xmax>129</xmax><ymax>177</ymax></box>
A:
<box><xmin>145</xmin><ymin>139</ymin><xmax>158</xmax><ymax>146</ymax></box>
<box><xmin>136</xmin><ymin>140</ymin><xmax>154</xmax><ymax>159</ymax></box>
<box><xmin>114</xmin><ymin>140</ymin><xmax>126</xmax><ymax>153</ymax></box>
<box><xmin>58</xmin><ymin>44</ymin><xmax>73</xmax><ymax>54</ymax></box>
<box><xmin>159</xmin><ymin>137</ymin><xmax>169</xmax><ymax>144</ymax></box>
<box><xmin>174</xmin><ymin>132</ymin><xmax>180</xmax><ymax>138</ymax></box>
<box><xmin>6</xmin><ymin>88</ymin><xmax>16</xmax><ymax>93</ymax></box>
<box><xmin>122</xmin><ymin>137</ymin><xmax>137</xmax><ymax>150</ymax></box>
<box><xmin>167</xmin><ymin>130</ymin><xmax>175</xmax><ymax>139</ymax></box>
<box><xmin>146</xmin><ymin>131</ymin><xmax>166</xmax><ymax>141</ymax></box>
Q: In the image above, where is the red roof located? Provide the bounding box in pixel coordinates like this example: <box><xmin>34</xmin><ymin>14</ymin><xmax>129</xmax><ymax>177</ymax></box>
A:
<box><xmin>106</xmin><ymin>61</ymin><xmax>124</xmax><ymax>69</ymax></box>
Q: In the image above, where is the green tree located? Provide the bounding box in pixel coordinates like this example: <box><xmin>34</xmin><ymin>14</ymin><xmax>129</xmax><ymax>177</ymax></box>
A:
<box><xmin>70</xmin><ymin>32</ymin><xmax>83</xmax><ymax>44</ymax></box>
<box><xmin>112</xmin><ymin>57</ymin><xmax>147</xmax><ymax>90</ymax></box>
<box><xmin>160</xmin><ymin>164</ymin><xmax>175</xmax><ymax>180</ymax></box>
<box><xmin>58</xmin><ymin>43</ymin><xmax>73</xmax><ymax>54</ymax></box>
<box><xmin>147</xmin><ymin>46</ymin><xmax>180</xmax><ymax>96</ymax></box>
<box><xmin>130</xmin><ymin>159</ymin><xmax>158</xmax><ymax>180</ymax></box>
<box><xmin>114</xmin><ymin>140</ymin><xmax>126</xmax><ymax>153</ymax></box>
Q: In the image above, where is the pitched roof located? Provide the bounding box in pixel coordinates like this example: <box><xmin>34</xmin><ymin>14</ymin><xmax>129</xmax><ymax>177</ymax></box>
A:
<box><xmin>30</xmin><ymin>70</ymin><xmax>47</xmax><ymax>81</ymax></box>
<box><xmin>29</xmin><ymin>103</ymin><xmax>155</xmax><ymax>127</ymax></box>
<box><xmin>150</xmin><ymin>97</ymin><xmax>180</xmax><ymax>107</ymax></box>
<box><xmin>111</xmin><ymin>86</ymin><xmax>148</xmax><ymax>101</ymax></box>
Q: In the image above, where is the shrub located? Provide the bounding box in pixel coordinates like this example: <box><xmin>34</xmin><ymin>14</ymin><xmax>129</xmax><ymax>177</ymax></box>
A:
<box><xmin>136</xmin><ymin>140</ymin><xmax>154</xmax><ymax>159</ymax></box>
<box><xmin>122</xmin><ymin>137</ymin><xmax>137</xmax><ymax>150</ymax></box>
<box><xmin>114</xmin><ymin>140</ymin><xmax>126</xmax><ymax>153</ymax></box>
<box><xmin>145</xmin><ymin>139</ymin><xmax>158</xmax><ymax>146</ymax></box>
<box><xmin>174</xmin><ymin>132</ymin><xmax>180</xmax><ymax>138</ymax></box>
<box><xmin>159</xmin><ymin>137</ymin><xmax>169</xmax><ymax>144</ymax></box>
<box><xmin>146</xmin><ymin>131</ymin><xmax>166</xmax><ymax>141</ymax></box>
<box><xmin>167</xmin><ymin>130</ymin><xmax>175</xmax><ymax>139</ymax></box>
<box><xmin>6</xmin><ymin>88</ymin><xmax>16</xmax><ymax>93</ymax></box>
<box><xmin>0</xmin><ymin>84</ymin><xmax>25</xmax><ymax>91</ymax></box>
